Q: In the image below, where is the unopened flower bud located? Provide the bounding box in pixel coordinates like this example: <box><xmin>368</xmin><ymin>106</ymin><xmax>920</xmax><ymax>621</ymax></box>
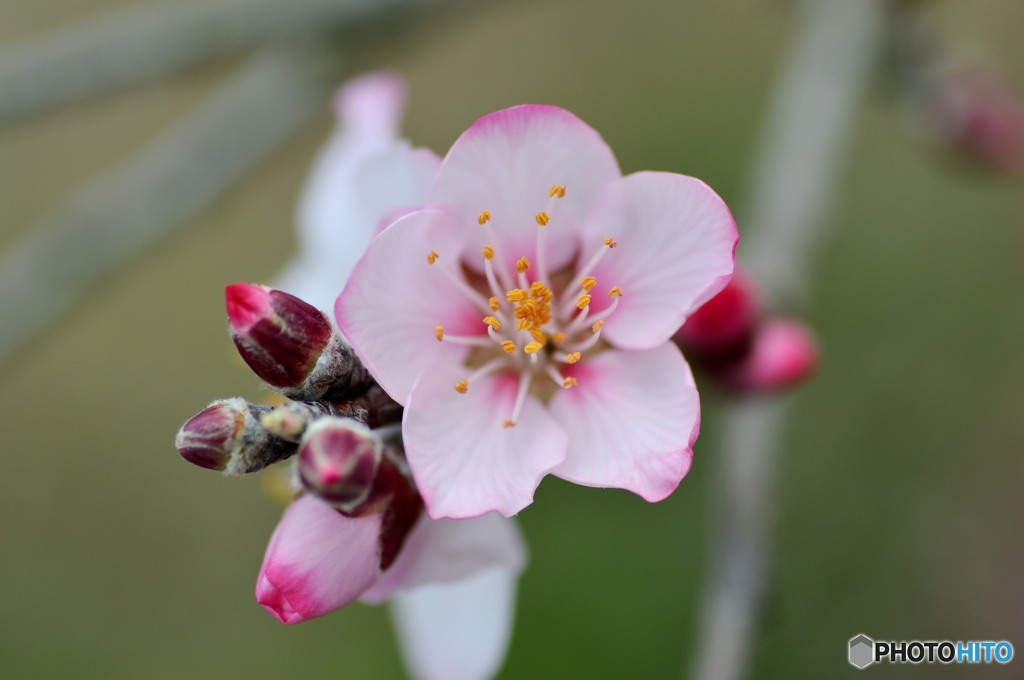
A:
<box><xmin>721</xmin><ymin>319</ymin><xmax>819</xmax><ymax>392</ymax></box>
<box><xmin>226</xmin><ymin>283</ymin><xmax>332</xmax><ymax>386</ymax></box>
<box><xmin>176</xmin><ymin>398</ymin><xmax>296</xmax><ymax>475</ymax></box>
<box><xmin>675</xmin><ymin>270</ymin><xmax>759</xmax><ymax>366</ymax></box>
<box><xmin>920</xmin><ymin>61</ymin><xmax>1024</xmax><ymax>176</ymax></box>
<box><xmin>226</xmin><ymin>283</ymin><xmax>371</xmax><ymax>401</ymax></box>
<box><xmin>297</xmin><ymin>418</ymin><xmax>383</xmax><ymax>512</ymax></box>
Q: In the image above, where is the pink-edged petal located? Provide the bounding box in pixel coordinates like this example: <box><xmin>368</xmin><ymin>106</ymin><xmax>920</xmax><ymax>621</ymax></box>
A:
<box><xmin>549</xmin><ymin>344</ymin><xmax>699</xmax><ymax>502</ymax></box>
<box><xmin>390</xmin><ymin>567</ymin><xmax>519</xmax><ymax>680</ymax></box>
<box><xmin>335</xmin><ymin>209</ymin><xmax>482</xmax><ymax>404</ymax></box>
<box><xmin>403</xmin><ymin>363</ymin><xmax>568</xmax><ymax>519</ymax></box>
<box><xmin>427</xmin><ymin>105</ymin><xmax>621</xmax><ymax>275</ymax></box>
<box><xmin>721</xmin><ymin>318</ymin><xmax>819</xmax><ymax>392</ymax></box>
<box><xmin>255</xmin><ymin>495</ymin><xmax>381</xmax><ymax>624</ymax></box>
<box><xmin>581</xmin><ymin>172</ymin><xmax>738</xmax><ymax>350</ymax></box>
<box><xmin>361</xmin><ymin>514</ymin><xmax>526</xmax><ymax>603</ymax></box>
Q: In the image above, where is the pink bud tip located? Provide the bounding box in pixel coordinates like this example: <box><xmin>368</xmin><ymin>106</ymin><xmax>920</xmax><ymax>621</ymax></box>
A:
<box><xmin>297</xmin><ymin>419</ymin><xmax>382</xmax><ymax>512</ymax></box>
<box><xmin>676</xmin><ymin>270</ymin><xmax>760</xmax><ymax>361</ymax></box>
<box><xmin>225</xmin><ymin>283</ymin><xmax>272</xmax><ymax>333</ymax></box>
<box><xmin>226</xmin><ymin>285</ymin><xmax>334</xmax><ymax>389</ymax></box>
<box><xmin>724</xmin><ymin>319</ymin><xmax>819</xmax><ymax>393</ymax></box>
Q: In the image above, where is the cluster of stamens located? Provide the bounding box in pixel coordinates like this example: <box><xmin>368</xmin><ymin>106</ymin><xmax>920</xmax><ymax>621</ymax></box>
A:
<box><xmin>428</xmin><ymin>185</ymin><xmax>623</xmax><ymax>428</ymax></box>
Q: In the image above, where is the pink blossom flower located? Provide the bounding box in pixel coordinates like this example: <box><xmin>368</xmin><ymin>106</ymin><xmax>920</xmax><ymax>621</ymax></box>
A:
<box><xmin>337</xmin><ymin>105</ymin><xmax>738</xmax><ymax>520</ymax></box>
<box><xmin>267</xmin><ymin>71</ymin><xmax>527</xmax><ymax>680</ymax></box>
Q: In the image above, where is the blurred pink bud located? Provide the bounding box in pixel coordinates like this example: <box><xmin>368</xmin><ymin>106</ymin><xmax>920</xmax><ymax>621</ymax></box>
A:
<box><xmin>226</xmin><ymin>283</ymin><xmax>333</xmax><ymax>389</ymax></box>
<box><xmin>175</xmin><ymin>399</ymin><xmax>245</xmax><ymax>471</ymax></box>
<box><xmin>674</xmin><ymin>270</ymin><xmax>759</xmax><ymax>364</ymax></box>
<box><xmin>924</xmin><ymin>62</ymin><xmax>1024</xmax><ymax>175</ymax></box>
<box><xmin>720</xmin><ymin>319</ymin><xmax>819</xmax><ymax>392</ymax></box>
<box><xmin>297</xmin><ymin>418</ymin><xmax>382</xmax><ymax>512</ymax></box>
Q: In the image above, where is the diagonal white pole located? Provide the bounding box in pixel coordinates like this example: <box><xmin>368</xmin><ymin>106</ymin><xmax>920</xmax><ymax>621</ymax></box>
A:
<box><xmin>0</xmin><ymin>0</ymin><xmax>439</xmax><ymax>122</ymax></box>
<box><xmin>688</xmin><ymin>1</ymin><xmax>884</xmax><ymax>679</ymax></box>
<box><xmin>0</xmin><ymin>42</ymin><xmax>345</xmax><ymax>364</ymax></box>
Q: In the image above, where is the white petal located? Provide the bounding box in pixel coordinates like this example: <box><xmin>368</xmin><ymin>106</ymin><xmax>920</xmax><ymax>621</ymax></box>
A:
<box><xmin>362</xmin><ymin>514</ymin><xmax>526</xmax><ymax>603</ymax></box>
<box><xmin>390</xmin><ymin>567</ymin><xmax>520</xmax><ymax>680</ymax></box>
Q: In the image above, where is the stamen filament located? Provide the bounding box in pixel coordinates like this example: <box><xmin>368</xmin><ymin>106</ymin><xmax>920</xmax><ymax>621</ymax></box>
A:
<box><xmin>436</xmin><ymin>264</ymin><xmax>491</xmax><ymax>314</ymax></box>
<box><xmin>504</xmin><ymin>372</ymin><xmax>534</xmax><ymax>428</ymax></box>
<box><xmin>565</xmin><ymin>304</ymin><xmax>590</xmax><ymax>334</ymax></box>
<box><xmin>562</xmin><ymin>241</ymin><xmax>616</xmax><ymax>311</ymax></box>
<box><xmin>578</xmin><ymin>296</ymin><xmax>620</xmax><ymax>330</ymax></box>
<box><xmin>545</xmin><ymin>363</ymin><xmax>566</xmax><ymax>386</ymax></box>
<box><xmin>563</xmin><ymin>326</ymin><xmax>603</xmax><ymax>353</ymax></box>
<box><xmin>535</xmin><ymin>222</ymin><xmax>548</xmax><ymax>288</ymax></box>
<box><xmin>467</xmin><ymin>358</ymin><xmax>506</xmax><ymax>384</ymax></box>
<box><xmin>481</xmin><ymin>222</ymin><xmax>514</xmax><ymax>291</ymax></box>
<box><xmin>441</xmin><ymin>334</ymin><xmax>493</xmax><ymax>348</ymax></box>
<box><xmin>488</xmin><ymin>326</ymin><xmax>512</xmax><ymax>347</ymax></box>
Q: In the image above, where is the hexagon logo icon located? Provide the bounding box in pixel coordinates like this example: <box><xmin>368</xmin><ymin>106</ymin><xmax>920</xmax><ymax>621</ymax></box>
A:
<box><xmin>849</xmin><ymin>634</ymin><xmax>874</xmax><ymax>669</ymax></box>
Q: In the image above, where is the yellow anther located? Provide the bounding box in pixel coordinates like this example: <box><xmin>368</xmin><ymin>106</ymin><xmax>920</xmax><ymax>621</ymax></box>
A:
<box><xmin>427</xmin><ymin>250</ymin><xmax>439</xmax><ymax>264</ymax></box>
<box><xmin>576</xmin><ymin>294</ymin><xmax>592</xmax><ymax>310</ymax></box>
<box><xmin>489</xmin><ymin>297</ymin><xmax>500</xmax><ymax>312</ymax></box>
<box><xmin>603</xmin><ymin>237</ymin><xmax>618</xmax><ymax>248</ymax></box>
<box><xmin>608</xmin><ymin>286</ymin><xmax>623</xmax><ymax>298</ymax></box>
<box><xmin>483</xmin><ymin>316</ymin><xmax>501</xmax><ymax>330</ymax></box>
<box><xmin>535</xmin><ymin>212</ymin><xmax>550</xmax><ymax>227</ymax></box>
<box><xmin>507</xmin><ymin>289</ymin><xmax>527</xmax><ymax>303</ymax></box>
<box><xmin>549</xmin><ymin>185</ymin><xmax>566</xmax><ymax>198</ymax></box>
<box><xmin>592</xmin><ymin>319</ymin><xmax>605</xmax><ymax>333</ymax></box>
<box><xmin>552</xmin><ymin>332</ymin><xmax>567</xmax><ymax>343</ymax></box>
<box><xmin>500</xmin><ymin>340</ymin><xmax>516</xmax><ymax>354</ymax></box>
<box><xmin>533</xmin><ymin>289</ymin><xmax>552</xmax><ymax>304</ymax></box>
<box><xmin>503</xmin><ymin>420</ymin><xmax>516</xmax><ymax>428</ymax></box>
<box><xmin>478</xmin><ymin>210</ymin><xmax>491</xmax><ymax>225</ymax></box>
<box><xmin>580</xmin><ymin>276</ymin><xmax>597</xmax><ymax>292</ymax></box>
<box><xmin>435</xmin><ymin>325</ymin><xmax>444</xmax><ymax>341</ymax></box>
<box><xmin>524</xmin><ymin>341</ymin><xmax>544</xmax><ymax>354</ymax></box>
<box><xmin>566</xmin><ymin>352</ymin><xmax>581</xmax><ymax>364</ymax></box>
<box><xmin>562</xmin><ymin>377</ymin><xmax>578</xmax><ymax>389</ymax></box>
<box><xmin>483</xmin><ymin>245</ymin><xmax>494</xmax><ymax>260</ymax></box>
<box><xmin>454</xmin><ymin>380</ymin><xmax>469</xmax><ymax>394</ymax></box>
<box><xmin>516</xmin><ymin>319</ymin><xmax>531</xmax><ymax>331</ymax></box>
<box><xmin>514</xmin><ymin>307</ymin><xmax>531</xmax><ymax>320</ymax></box>
<box><xmin>516</xmin><ymin>257</ymin><xmax>530</xmax><ymax>274</ymax></box>
<box><xmin>529</xmin><ymin>328</ymin><xmax>547</xmax><ymax>344</ymax></box>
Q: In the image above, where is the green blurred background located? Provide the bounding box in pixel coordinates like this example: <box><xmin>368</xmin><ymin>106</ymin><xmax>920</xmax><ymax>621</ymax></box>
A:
<box><xmin>1</xmin><ymin>0</ymin><xmax>1022</xmax><ymax>677</ymax></box>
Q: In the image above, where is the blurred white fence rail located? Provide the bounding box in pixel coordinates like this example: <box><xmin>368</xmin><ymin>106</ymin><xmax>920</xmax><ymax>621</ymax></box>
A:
<box><xmin>0</xmin><ymin>0</ymin><xmax>433</xmax><ymax>121</ymax></box>
<box><xmin>0</xmin><ymin>43</ymin><xmax>344</xmax><ymax>363</ymax></box>
<box><xmin>688</xmin><ymin>1</ymin><xmax>885</xmax><ymax>679</ymax></box>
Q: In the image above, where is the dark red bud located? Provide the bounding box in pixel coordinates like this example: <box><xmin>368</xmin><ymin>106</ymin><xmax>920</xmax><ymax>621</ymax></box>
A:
<box><xmin>297</xmin><ymin>418</ymin><xmax>382</xmax><ymax>512</ymax></box>
<box><xmin>175</xmin><ymin>398</ymin><xmax>247</xmax><ymax>471</ymax></box>
<box><xmin>675</xmin><ymin>270</ymin><xmax>760</xmax><ymax>366</ymax></box>
<box><xmin>226</xmin><ymin>283</ymin><xmax>334</xmax><ymax>389</ymax></box>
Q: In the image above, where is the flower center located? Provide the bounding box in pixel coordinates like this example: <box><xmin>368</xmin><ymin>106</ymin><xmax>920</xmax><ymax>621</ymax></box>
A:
<box><xmin>427</xmin><ymin>185</ymin><xmax>623</xmax><ymax>427</ymax></box>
